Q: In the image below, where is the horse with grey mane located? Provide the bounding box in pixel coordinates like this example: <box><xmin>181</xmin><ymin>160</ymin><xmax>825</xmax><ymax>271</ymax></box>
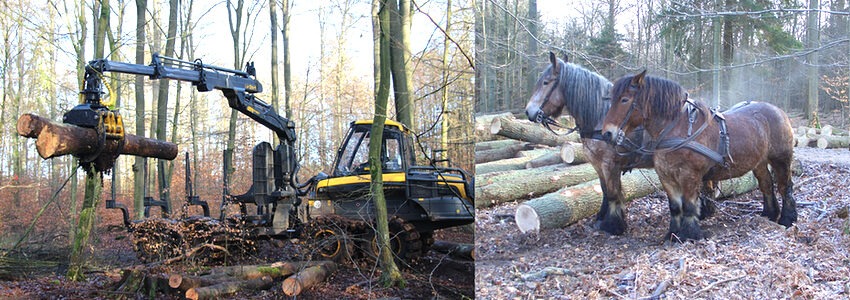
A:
<box><xmin>524</xmin><ymin>52</ymin><xmax>716</xmax><ymax>236</ymax></box>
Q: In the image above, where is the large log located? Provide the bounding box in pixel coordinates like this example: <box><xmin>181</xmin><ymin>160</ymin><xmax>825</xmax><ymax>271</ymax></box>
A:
<box><xmin>475</xmin><ymin>156</ymin><xmax>537</xmax><ymax>175</ymax></box>
<box><xmin>474</xmin><ymin>112</ymin><xmax>513</xmax><ymax>143</ymax></box>
<box><xmin>475</xmin><ymin>139</ymin><xmax>523</xmax><ymax>151</ymax></box>
<box><xmin>515</xmin><ymin>171</ymin><xmax>760</xmax><ymax>233</ymax></box>
<box><xmin>475</xmin><ymin>163</ymin><xmax>598</xmax><ymax>208</ymax></box>
<box><xmin>17</xmin><ymin>113</ymin><xmax>177</xmax><ymax>160</ymax></box>
<box><xmin>489</xmin><ymin>117</ymin><xmax>580</xmax><ymax>146</ymax></box>
<box><xmin>474</xmin><ymin>143</ymin><xmax>530</xmax><ymax>164</ymax></box>
<box><xmin>560</xmin><ymin>142</ymin><xmax>588</xmax><ymax>164</ymax></box>
<box><xmin>281</xmin><ymin>261</ymin><xmax>338</xmax><ymax>296</ymax></box>
<box><xmin>816</xmin><ymin>135</ymin><xmax>850</xmax><ymax>149</ymax></box>
<box><xmin>185</xmin><ymin>276</ymin><xmax>274</xmax><ymax>300</ymax></box>
<box><xmin>525</xmin><ymin>151</ymin><xmax>564</xmax><ymax>169</ymax></box>
<box><xmin>170</xmin><ymin>261</ymin><xmax>321</xmax><ymax>292</ymax></box>
<box><xmin>430</xmin><ymin>240</ymin><xmax>474</xmax><ymax>261</ymax></box>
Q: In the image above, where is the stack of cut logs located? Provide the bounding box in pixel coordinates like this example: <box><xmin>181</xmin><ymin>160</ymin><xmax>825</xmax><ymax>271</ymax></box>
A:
<box><xmin>793</xmin><ymin>124</ymin><xmax>850</xmax><ymax>149</ymax></box>
<box><xmin>113</xmin><ymin>261</ymin><xmax>337</xmax><ymax>298</ymax></box>
<box><xmin>475</xmin><ymin>113</ymin><xmax>803</xmax><ymax>234</ymax></box>
<box><xmin>131</xmin><ymin>216</ymin><xmax>255</xmax><ymax>263</ymax></box>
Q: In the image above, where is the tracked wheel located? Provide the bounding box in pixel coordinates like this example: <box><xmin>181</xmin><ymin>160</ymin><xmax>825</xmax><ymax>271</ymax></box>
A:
<box><xmin>367</xmin><ymin>216</ymin><xmax>423</xmax><ymax>266</ymax></box>
<box><xmin>304</xmin><ymin>215</ymin><xmax>354</xmax><ymax>263</ymax></box>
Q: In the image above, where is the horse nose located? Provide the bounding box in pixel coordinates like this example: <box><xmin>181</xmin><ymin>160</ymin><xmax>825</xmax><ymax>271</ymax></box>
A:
<box><xmin>525</xmin><ymin>108</ymin><xmax>537</xmax><ymax>121</ymax></box>
<box><xmin>602</xmin><ymin>131</ymin><xmax>613</xmax><ymax>142</ymax></box>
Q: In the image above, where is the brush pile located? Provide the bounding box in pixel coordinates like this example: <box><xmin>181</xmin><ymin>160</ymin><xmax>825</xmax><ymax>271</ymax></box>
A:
<box><xmin>130</xmin><ymin>216</ymin><xmax>255</xmax><ymax>263</ymax></box>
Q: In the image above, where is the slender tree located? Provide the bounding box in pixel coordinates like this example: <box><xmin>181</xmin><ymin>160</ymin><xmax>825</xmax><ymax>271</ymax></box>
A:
<box><xmin>270</xmin><ymin>0</ymin><xmax>280</xmax><ymax>145</ymax></box>
<box><xmin>281</xmin><ymin>0</ymin><xmax>292</xmax><ymax>118</ymax></box>
<box><xmin>388</xmin><ymin>0</ymin><xmax>414</xmax><ymax>128</ymax></box>
<box><xmin>807</xmin><ymin>0</ymin><xmax>821</xmax><ymax>123</ymax></box>
<box><xmin>372</xmin><ymin>0</ymin><xmax>404</xmax><ymax>287</ymax></box>
<box><xmin>133</xmin><ymin>0</ymin><xmax>147</xmax><ymax>220</ymax></box>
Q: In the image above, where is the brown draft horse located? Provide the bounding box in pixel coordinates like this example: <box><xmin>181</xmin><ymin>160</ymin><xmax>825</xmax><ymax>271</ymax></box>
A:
<box><xmin>601</xmin><ymin>71</ymin><xmax>797</xmax><ymax>241</ymax></box>
<box><xmin>525</xmin><ymin>52</ymin><xmax>717</xmax><ymax>236</ymax></box>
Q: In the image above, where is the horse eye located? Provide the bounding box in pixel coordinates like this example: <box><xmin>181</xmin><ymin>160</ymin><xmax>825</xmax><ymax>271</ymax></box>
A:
<box><xmin>620</xmin><ymin>97</ymin><xmax>629</xmax><ymax>103</ymax></box>
<box><xmin>543</xmin><ymin>80</ymin><xmax>550</xmax><ymax>85</ymax></box>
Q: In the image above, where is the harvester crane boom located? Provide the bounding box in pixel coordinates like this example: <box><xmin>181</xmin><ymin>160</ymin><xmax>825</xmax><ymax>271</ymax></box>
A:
<box><xmin>83</xmin><ymin>53</ymin><xmax>296</xmax><ymax>143</ymax></box>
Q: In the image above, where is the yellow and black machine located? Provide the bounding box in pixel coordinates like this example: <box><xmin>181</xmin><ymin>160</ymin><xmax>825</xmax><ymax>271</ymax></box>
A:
<box><xmin>306</xmin><ymin>119</ymin><xmax>475</xmax><ymax>262</ymax></box>
<box><xmin>70</xmin><ymin>53</ymin><xmax>474</xmax><ymax>263</ymax></box>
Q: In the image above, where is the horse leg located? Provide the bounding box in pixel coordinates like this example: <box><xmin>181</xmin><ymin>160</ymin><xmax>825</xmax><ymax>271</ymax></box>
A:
<box><xmin>590</xmin><ymin>162</ymin><xmax>611</xmax><ymax>222</ymax></box>
<box><xmin>752</xmin><ymin>162</ymin><xmax>779</xmax><ymax>221</ymax></box>
<box><xmin>596</xmin><ymin>169</ymin><xmax>628</xmax><ymax>235</ymax></box>
<box><xmin>771</xmin><ymin>158</ymin><xmax>797</xmax><ymax>227</ymax></box>
<box><xmin>698</xmin><ymin>180</ymin><xmax>717</xmax><ymax>220</ymax></box>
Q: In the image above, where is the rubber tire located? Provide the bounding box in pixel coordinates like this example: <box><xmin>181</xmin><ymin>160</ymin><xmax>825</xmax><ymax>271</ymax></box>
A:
<box><xmin>306</xmin><ymin>216</ymin><xmax>353</xmax><ymax>263</ymax></box>
<box><xmin>367</xmin><ymin>216</ymin><xmax>423</xmax><ymax>266</ymax></box>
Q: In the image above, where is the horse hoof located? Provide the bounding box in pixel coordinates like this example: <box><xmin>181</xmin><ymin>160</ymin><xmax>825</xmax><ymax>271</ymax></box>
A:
<box><xmin>778</xmin><ymin>215</ymin><xmax>796</xmax><ymax>228</ymax></box>
<box><xmin>598</xmin><ymin>217</ymin><xmax>627</xmax><ymax>236</ymax></box>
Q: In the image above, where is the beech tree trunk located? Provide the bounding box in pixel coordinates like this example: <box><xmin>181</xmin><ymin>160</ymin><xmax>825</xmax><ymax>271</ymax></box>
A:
<box><xmin>816</xmin><ymin>135</ymin><xmax>850</xmax><ymax>149</ymax></box>
<box><xmin>281</xmin><ymin>261</ymin><xmax>338</xmax><ymax>296</ymax></box>
<box><xmin>17</xmin><ymin>113</ymin><xmax>178</xmax><ymax>160</ymax></box>
<box><xmin>525</xmin><ymin>151</ymin><xmax>563</xmax><ymax>169</ymax></box>
<box><xmin>490</xmin><ymin>117</ymin><xmax>579</xmax><ymax>146</ymax></box>
<box><xmin>474</xmin><ymin>143</ymin><xmax>529</xmax><ymax>164</ymax></box>
<box><xmin>515</xmin><ymin>171</ymin><xmax>761</xmax><ymax>233</ymax></box>
<box><xmin>185</xmin><ymin>276</ymin><xmax>274</xmax><ymax>300</ymax></box>
<box><xmin>475</xmin><ymin>156</ymin><xmax>538</xmax><ymax>175</ymax></box>
<box><xmin>475</xmin><ymin>163</ymin><xmax>598</xmax><ymax>208</ymax></box>
<box><xmin>560</xmin><ymin>142</ymin><xmax>588</xmax><ymax>164</ymax></box>
<box><xmin>475</xmin><ymin>139</ymin><xmax>522</xmax><ymax>151</ymax></box>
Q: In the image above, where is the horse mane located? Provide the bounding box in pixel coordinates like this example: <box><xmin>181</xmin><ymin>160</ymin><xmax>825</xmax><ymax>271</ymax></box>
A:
<box><xmin>611</xmin><ymin>73</ymin><xmax>688</xmax><ymax>121</ymax></box>
<box><xmin>545</xmin><ymin>59</ymin><xmax>612</xmax><ymax>132</ymax></box>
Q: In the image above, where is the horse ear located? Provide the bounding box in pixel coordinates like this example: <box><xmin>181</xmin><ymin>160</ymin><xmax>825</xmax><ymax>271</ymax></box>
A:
<box><xmin>549</xmin><ymin>51</ymin><xmax>557</xmax><ymax>67</ymax></box>
<box><xmin>563</xmin><ymin>53</ymin><xmax>569</xmax><ymax>63</ymax></box>
<box><xmin>631</xmin><ymin>70</ymin><xmax>647</xmax><ymax>87</ymax></box>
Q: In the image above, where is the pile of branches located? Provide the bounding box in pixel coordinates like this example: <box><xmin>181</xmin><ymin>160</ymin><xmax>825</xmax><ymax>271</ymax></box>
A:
<box><xmin>131</xmin><ymin>216</ymin><xmax>255</xmax><ymax>264</ymax></box>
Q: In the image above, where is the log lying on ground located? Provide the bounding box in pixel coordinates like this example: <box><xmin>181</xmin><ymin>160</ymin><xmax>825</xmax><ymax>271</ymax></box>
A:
<box><xmin>475</xmin><ymin>139</ymin><xmax>523</xmax><ymax>151</ymax></box>
<box><xmin>476</xmin><ymin>156</ymin><xmax>538</xmax><ymax>175</ymax></box>
<box><xmin>170</xmin><ymin>261</ymin><xmax>323</xmax><ymax>292</ymax></box>
<box><xmin>475</xmin><ymin>112</ymin><xmax>514</xmax><ymax>128</ymax></box>
<box><xmin>431</xmin><ymin>240</ymin><xmax>474</xmax><ymax>261</ymax></box>
<box><xmin>17</xmin><ymin>113</ymin><xmax>177</xmax><ymax>160</ymax></box>
<box><xmin>476</xmin><ymin>163</ymin><xmax>598</xmax><ymax>208</ymax></box>
<box><xmin>281</xmin><ymin>261</ymin><xmax>338</xmax><ymax>296</ymax></box>
<box><xmin>475</xmin><ymin>143</ymin><xmax>530</xmax><ymax>164</ymax></box>
<box><xmin>185</xmin><ymin>276</ymin><xmax>274</xmax><ymax>300</ymax></box>
<box><xmin>560</xmin><ymin>142</ymin><xmax>588</xmax><ymax>164</ymax></box>
<box><xmin>474</xmin><ymin>112</ymin><xmax>514</xmax><ymax>142</ymax></box>
<box><xmin>794</xmin><ymin>135</ymin><xmax>809</xmax><ymax>148</ymax></box>
<box><xmin>515</xmin><ymin>170</ymin><xmax>762</xmax><ymax>233</ymax></box>
<box><xmin>525</xmin><ymin>151</ymin><xmax>564</xmax><ymax>169</ymax></box>
<box><xmin>490</xmin><ymin>117</ymin><xmax>580</xmax><ymax>146</ymax></box>
<box><xmin>820</xmin><ymin>125</ymin><xmax>833</xmax><ymax>136</ymax></box>
<box><xmin>517</xmin><ymin>148</ymin><xmax>555</xmax><ymax>158</ymax></box>
<box><xmin>816</xmin><ymin>135</ymin><xmax>850</xmax><ymax>149</ymax></box>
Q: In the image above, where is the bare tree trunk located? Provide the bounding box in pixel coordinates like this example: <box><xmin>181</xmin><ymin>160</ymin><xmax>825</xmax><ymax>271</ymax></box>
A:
<box><xmin>133</xmin><ymin>0</ymin><xmax>147</xmax><ymax>220</ymax></box>
<box><xmin>440</xmin><ymin>0</ymin><xmax>452</xmax><ymax>157</ymax></box>
<box><xmin>154</xmin><ymin>0</ymin><xmax>179</xmax><ymax>214</ymax></box>
<box><xmin>281</xmin><ymin>0</ymin><xmax>292</xmax><ymax>118</ymax></box>
<box><xmin>225</xmin><ymin>0</ymin><xmax>245</xmax><ymax>183</ymax></box>
<box><xmin>270</xmin><ymin>0</ymin><xmax>279</xmax><ymax>145</ymax></box>
<box><xmin>806</xmin><ymin>0</ymin><xmax>821</xmax><ymax>124</ymax></box>
<box><xmin>372</xmin><ymin>0</ymin><xmax>404</xmax><ymax>287</ymax></box>
<box><xmin>388</xmin><ymin>0</ymin><xmax>414</xmax><ymax>128</ymax></box>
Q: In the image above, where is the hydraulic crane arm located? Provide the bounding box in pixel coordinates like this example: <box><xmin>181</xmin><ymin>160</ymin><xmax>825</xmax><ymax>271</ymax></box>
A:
<box><xmin>83</xmin><ymin>53</ymin><xmax>296</xmax><ymax>143</ymax></box>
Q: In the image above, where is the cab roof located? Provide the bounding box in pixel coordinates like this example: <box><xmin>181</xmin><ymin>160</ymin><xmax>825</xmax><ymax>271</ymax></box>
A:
<box><xmin>353</xmin><ymin>119</ymin><xmax>410</xmax><ymax>133</ymax></box>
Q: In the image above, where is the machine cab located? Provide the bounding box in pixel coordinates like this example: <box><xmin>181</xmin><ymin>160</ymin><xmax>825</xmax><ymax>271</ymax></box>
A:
<box><xmin>331</xmin><ymin>120</ymin><xmax>415</xmax><ymax>177</ymax></box>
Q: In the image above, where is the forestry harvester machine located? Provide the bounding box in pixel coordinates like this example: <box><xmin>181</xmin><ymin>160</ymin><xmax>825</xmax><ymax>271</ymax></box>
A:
<box><xmin>66</xmin><ymin>54</ymin><xmax>474</xmax><ymax>264</ymax></box>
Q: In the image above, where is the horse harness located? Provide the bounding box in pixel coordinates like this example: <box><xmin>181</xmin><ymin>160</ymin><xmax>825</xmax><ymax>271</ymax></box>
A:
<box><xmin>615</xmin><ymin>97</ymin><xmax>733</xmax><ymax>166</ymax></box>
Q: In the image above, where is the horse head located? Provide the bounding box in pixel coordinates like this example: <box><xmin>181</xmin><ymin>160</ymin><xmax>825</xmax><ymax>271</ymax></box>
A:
<box><xmin>602</xmin><ymin>70</ymin><xmax>688</xmax><ymax>144</ymax></box>
<box><xmin>601</xmin><ymin>70</ymin><xmax>649</xmax><ymax>144</ymax></box>
<box><xmin>525</xmin><ymin>51</ymin><xmax>567</xmax><ymax>123</ymax></box>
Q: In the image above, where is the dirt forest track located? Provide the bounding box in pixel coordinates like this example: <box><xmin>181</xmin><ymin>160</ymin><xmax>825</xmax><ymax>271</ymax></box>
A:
<box><xmin>475</xmin><ymin>147</ymin><xmax>850</xmax><ymax>299</ymax></box>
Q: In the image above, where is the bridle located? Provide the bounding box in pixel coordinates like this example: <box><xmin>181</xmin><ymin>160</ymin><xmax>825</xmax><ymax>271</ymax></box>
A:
<box><xmin>533</xmin><ymin>68</ymin><xmax>579</xmax><ymax>136</ymax></box>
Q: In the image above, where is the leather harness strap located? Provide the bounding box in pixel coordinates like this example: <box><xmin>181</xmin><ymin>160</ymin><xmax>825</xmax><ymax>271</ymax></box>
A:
<box><xmin>655</xmin><ymin>100</ymin><xmax>732</xmax><ymax>165</ymax></box>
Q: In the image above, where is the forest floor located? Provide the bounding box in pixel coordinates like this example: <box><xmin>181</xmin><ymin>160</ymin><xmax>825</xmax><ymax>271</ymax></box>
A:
<box><xmin>0</xmin><ymin>226</ymin><xmax>473</xmax><ymax>299</ymax></box>
<box><xmin>475</xmin><ymin>146</ymin><xmax>850</xmax><ymax>299</ymax></box>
